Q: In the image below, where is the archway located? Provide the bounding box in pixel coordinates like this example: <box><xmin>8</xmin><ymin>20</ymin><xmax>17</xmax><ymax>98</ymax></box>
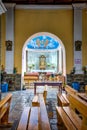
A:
<box><xmin>22</xmin><ymin>32</ymin><xmax>66</xmax><ymax>88</ymax></box>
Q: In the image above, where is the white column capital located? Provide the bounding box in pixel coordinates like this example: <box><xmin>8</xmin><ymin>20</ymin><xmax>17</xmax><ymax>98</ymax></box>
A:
<box><xmin>72</xmin><ymin>3</ymin><xmax>87</xmax><ymax>10</ymax></box>
<box><xmin>5</xmin><ymin>3</ymin><xmax>16</xmax><ymax>9</ymax></box>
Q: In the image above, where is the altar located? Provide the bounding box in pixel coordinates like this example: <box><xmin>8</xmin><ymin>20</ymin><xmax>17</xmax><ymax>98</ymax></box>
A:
<box><xmin>24</xmin><ymin>72</ymin><xmax>65</xmax><ymax>89</ymax></box>
<box><xmin>32</xmin><ymin>69</ymin><xmax>55</xmax><ymax>73</ymax></box>
<box><xmin>34</xmin><ymin>81</ymin><xmax>62</xmax><ymax>95</ymax></box>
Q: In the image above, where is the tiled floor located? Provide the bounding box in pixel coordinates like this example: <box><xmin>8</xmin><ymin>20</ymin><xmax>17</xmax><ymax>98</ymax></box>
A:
<box><xmin>1</xmin><ymin>86</ymin><xmax>60</xmax><ymax>130</ymax></box>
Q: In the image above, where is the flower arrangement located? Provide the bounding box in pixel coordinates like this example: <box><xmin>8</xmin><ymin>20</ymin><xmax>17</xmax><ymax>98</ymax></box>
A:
<box><xmin>47</xmin><ymin>63</ymin><xmax>51</xmax><ymax>68</ymax></box>
<box><xmin>28</xmin><ymin>64</ymin><xmax>35</xmax><ymax>71</ymax></box>
<box><xmin>28</xmin><ymin>65</ymin><xmax>32</xmax><ymax>69</ymax></box>
<box><xmin>32</xmin><ymin>64</ymin><xmax>35</xmax><ymax>69</ymax></box>
<box><xmin>51</xmin><ymin>64</ymin><xmax>55</xmax><ymax>69</ymax></box>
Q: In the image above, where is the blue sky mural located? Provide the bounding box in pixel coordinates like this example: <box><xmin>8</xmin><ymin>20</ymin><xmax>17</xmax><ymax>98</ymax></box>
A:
<box><xmin>27</xmin><ymin>35</ymin><xmax>59</xmax><ymax>50</ymax></box>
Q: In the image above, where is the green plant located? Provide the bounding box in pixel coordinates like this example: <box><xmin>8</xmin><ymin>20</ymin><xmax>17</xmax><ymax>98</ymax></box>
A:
<box><xmin>82</xmin><ymin>66</ymin><xmax>86</xmax><ymax>74</ymax></box>
<box><xmin>47</xmin><ymin>63</ymin><xmax>51</xmax><ymax>67</ymax></box>
<box><xmin>13</xmin><ymin>67</ymin><xmax>17</xmax><ymax>73</ymax></box>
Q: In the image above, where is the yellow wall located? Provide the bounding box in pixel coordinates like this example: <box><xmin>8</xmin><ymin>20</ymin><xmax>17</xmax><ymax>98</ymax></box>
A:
<box><xmin>14</xmin><ymin>9</ymin><xmax>73</xmax><ymax>73</ymax></box>
<box><xmin>1</xmin><ymin>9</ymin><xmax>81</xmax><ymax>74</ymax></box>
<box><xmin>82</xmin><ymin>9</ymin><xmax>87</xmax><ymax>66</ymax></box>
<box><xmin>1</xmin><ymin>14</ymin><xmax>6</xmax><ymax>67</ymax></box>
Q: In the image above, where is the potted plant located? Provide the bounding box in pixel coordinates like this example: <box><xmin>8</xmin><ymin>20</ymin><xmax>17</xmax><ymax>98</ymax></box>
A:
<box><xmin>82</xmin><ymin>66</ymin><xmax>86</xmax><ymax>74</ymax></box>
<box><xmin>28</xmin><ymin>64</ymin><xmax>32</xmax><ymax>72</ymax></box>
<box><xmin>32</xmin><ymin>64</ymin><xmax>35</xmax><ymax>69</ymax></box>
<box><xmin>13</xmin><ymin>67</ymin><xmax>17</xmax><ymax>74</ymax></box>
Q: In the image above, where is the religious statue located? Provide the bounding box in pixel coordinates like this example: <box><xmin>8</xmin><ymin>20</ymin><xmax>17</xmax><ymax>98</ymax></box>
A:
<box><xmin>39</xmin><ymin>55</ymin><xmax>46</xmax><ymax>70</ymax></box>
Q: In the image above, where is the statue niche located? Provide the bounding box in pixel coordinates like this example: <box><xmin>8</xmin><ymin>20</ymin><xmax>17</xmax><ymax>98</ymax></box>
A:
<box><xmin>39</xmin><ymin>55</ymin><xmax>46</xmax><ymax>70</ymax></box>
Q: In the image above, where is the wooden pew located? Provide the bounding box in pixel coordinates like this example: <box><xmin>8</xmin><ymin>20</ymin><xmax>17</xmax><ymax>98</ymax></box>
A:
<box><xmin>32</xmin><ymin>90</ymin><xmax>47</xmax><ymax>106</ymax></box>
<box><xmin>65</xmin><ymin>85</ymin><xmax>78</xmax><ymax>95</ymax></box>
<box><xmin>57</xmin><ymin>92</ymin><xmax>69</xmax><ymax>106</ymax></box>
<box><xmin>0</xmin><ymin>93</ymin><xmax>12</xmax><ymax>127</ymax></box>
<box><xmin>56</xmin><ymin>93</ymin><xmax>87</xmax><ymax>130</ymax></box>
<box><xmin>67</xmin><ymin>93</ymin><xmax>87</xmax><ymax>130</ymax></box>
<box><xmin>56</xmin><ymin>106</ymin><xmax>82</xmax><ymax>130</ymax></box>
<box><xmin>32</xmin><ymin>95</ymin><xmax>40</xmax><ymax>106</ymax></box>
<box><xmin>39</xmin><ymin>94</ymin><xmax>51</xmax><ymax>130</ymax></box>
<box><xmin>17</xmin><ymin>94</ymin><xmax>51</xmax><ymax>130</ymax></box>
<box><xmin>17</xmin><ymin>107</ymin><xmax>31</xmax><ymax>130</ymax></box>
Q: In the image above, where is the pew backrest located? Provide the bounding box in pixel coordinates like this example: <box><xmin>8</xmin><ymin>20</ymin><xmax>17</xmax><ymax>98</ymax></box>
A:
<box><xmin>67</xmin><ymin>93</ymin><xmax>87</xmax><ymax>130</ymax></box>
<box><xmin>0</xmin><ymin>93</ymin><xmax>12</xmax><ymax>124</ymax></box>
<box><xmin>65</xmin><ymin>85</ymin><xmax>78</xmax><ymax>95</ymax></box>
<box><xmin>57</xmin><ymin>92</ymin><xmax>69</xmax><ymax>106</ymax></box>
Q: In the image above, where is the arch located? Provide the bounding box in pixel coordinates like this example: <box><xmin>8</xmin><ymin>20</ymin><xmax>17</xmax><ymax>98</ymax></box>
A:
<box><xmin>22</xmin><ymin>32</ymin><xmax>66</xmax><ymax>88</ymax></box>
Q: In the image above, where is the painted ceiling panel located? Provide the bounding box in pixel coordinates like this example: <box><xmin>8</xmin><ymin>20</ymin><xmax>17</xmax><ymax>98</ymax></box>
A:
<box><xmin>27</xmin><ymin>35</ymin><xmax>59</xmax><ymax>50</ymax></box>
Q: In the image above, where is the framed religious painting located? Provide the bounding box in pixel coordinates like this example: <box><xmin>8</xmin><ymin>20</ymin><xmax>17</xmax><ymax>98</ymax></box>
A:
<box><xmin>5</xmin><ymin>40</ymin><xmax>12</xmax><ymax>51</ymax></box>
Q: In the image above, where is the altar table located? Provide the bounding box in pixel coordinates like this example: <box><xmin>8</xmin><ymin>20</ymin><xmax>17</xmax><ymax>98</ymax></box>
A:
<box><xmin>34</xmin><ymin>81</ymin><xmax>62</xmax><ymax>95</ymax></box>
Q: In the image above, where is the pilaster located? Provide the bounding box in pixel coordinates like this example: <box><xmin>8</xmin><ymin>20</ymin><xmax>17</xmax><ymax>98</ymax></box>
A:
<box><xmin>73</xmin><ymin>3</ymin><xmax>86</xmax><ymax>74</ymax></box>
<box><xmin>5</xmin><ymin>4</ymin><xmax>15</xmax><ymax>73</ymax></box>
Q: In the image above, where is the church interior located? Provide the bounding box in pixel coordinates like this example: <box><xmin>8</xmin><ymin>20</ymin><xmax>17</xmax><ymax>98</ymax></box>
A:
<box><xmin>0</xmin><ymin>0</ymin><xmax>87</xmax><ymax>130</ymax></box>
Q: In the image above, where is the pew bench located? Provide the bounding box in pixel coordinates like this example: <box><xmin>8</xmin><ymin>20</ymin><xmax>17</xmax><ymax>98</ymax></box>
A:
<box><xmin>32</xmin><ymin>95</ymin><xmax>40</xmax><ymax>106</ymax></box>
<box><xmin>65</xmin><ymin>85</ymin><xmax>78</xmax><ymax>95</ymax></box>
<box><xmin>56</xmin><ymin>93</ymin><xmax>87</xmax><ymax>130</ymax></box>
<box><xmin>57</xmin><ymin>92</ymin><xmax>69</xmax><ymax>106</ymax></box>
<box><xmin>0</xmin><ymin>93</ymin><xmax>12</xmax><ymax>127</ymax></box>
<box><xmin>17</xmin><ymin>94</ymin><xmax>51</xmax><ymax>130</ymax></box>
<box><xmin>56</xmin><ymin>106</ymin><xmax>82</xmax><ymax>130</ymax></box>
<box><xmin>67</xmin><ymin>93</ymin><xmax>87</xmax><ymax>130</ymax></box>
<box><xmin>32</xmin><ymin>90</ymin><xmax>47</xmax><ymax>106</ymax></box>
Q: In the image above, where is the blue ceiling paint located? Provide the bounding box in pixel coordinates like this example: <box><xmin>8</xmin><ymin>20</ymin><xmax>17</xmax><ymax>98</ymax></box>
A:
<box><xmin>27</xmin><ymin>35</ymin><xmax>59</xmax><ymax>50</ymax></box>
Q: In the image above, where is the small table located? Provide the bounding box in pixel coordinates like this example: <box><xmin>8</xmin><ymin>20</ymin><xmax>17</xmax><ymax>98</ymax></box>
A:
<box><xmin>34</xmin><ymin>81</ymin><xmax>62</xmax><ymax>95</ymax></box>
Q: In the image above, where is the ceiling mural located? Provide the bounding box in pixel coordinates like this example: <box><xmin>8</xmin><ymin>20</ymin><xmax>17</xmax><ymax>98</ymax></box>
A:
<box><xmin>27</xmin><ymin>35</ymin><xmax>59</xmax><ymax>50</ymax></box>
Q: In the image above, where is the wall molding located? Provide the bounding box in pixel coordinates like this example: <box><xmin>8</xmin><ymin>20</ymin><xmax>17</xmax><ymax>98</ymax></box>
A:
<box><xmin>16</xmin><ymin>4</ymin><xmax>72</xmax><ymax>10</ymax></box>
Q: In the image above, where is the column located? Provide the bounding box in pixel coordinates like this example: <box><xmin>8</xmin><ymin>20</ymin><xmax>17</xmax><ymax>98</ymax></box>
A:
<box><xmin>5</xmin><ymin>4</ymin><xmax>15</xmax><ymax>73</ymax></box>
<box><xmin>73</xmin><ymin>3</ymin><xmax>86</xmax><ymax>74</ymax></box>
<box><xmin>0</xmin><ymin>1</ymin><xmax>7</xmax><ymax>99</ymax></box>
<box><xmin>26</xmin><ymin>50</ymin><xmax>28</xmax><ymax>72</ymax></box>
<box><xmin>59</xmin><ymin>47</ymin><xmax>62</xmax><ymax>73</ymax></box>
<box><xmin>57</xmin><ymin>50</ymin><xmax>59</xmax><ymax>72</ymax></box>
